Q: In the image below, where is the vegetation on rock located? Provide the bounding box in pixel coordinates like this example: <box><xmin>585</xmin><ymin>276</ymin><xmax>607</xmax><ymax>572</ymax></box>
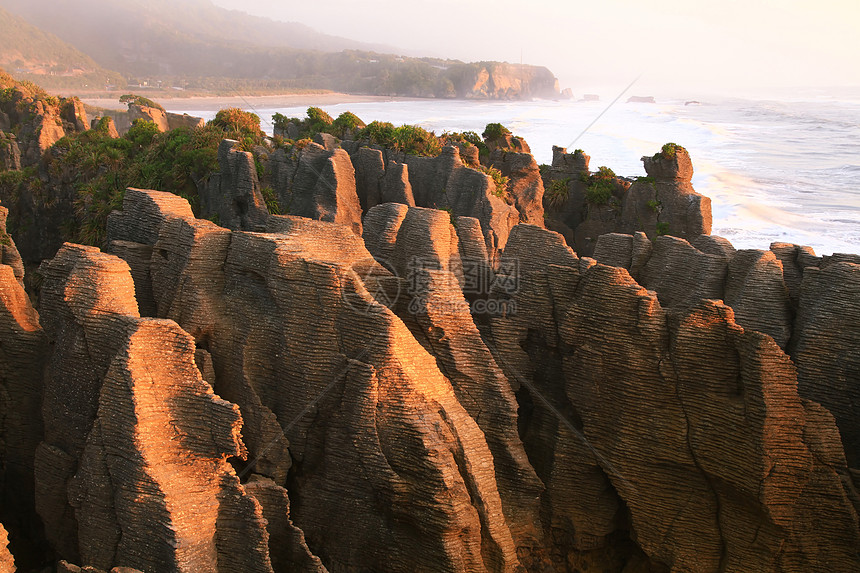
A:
<box><xmin>210</xmin><ymin>108</ymin><xmax>263</xmax><ymax>138</ymax></box>
<box><xmin>330</xmin><ymin>111</ymin><xmax>365</xmax><ymax>138</ymax></box>
<box><xmin>545</xmin><ymin>177</ymin><xmax>570</xmax><ymax>208</ymax></box>
<box><xmin>584</xmin><ymin>166</ymin><xmax>617</xmax><ymax>206</ymax></box>
<box><xmin>482</xmin><ymin>123</ymin><xmax>511</xmax><ymax>140</ymax></box>
<box><xmin>657</xmin><ymin>142</ymin><xmax>685</xmax><ymax>159</ymax></box>
<box><xmin>0</xmin><ymin>109</ymin><xmax>268</xmax><ymax>247</ymax></box>
<box><xmin>477</xmin><ymin>164</ymin><xmax>510</xmax><ymax>201</ymax></box>
<box><xmin>119</xmin><ymin>94</ymin><xmax>165</xmax><ymax>111</ymax></box>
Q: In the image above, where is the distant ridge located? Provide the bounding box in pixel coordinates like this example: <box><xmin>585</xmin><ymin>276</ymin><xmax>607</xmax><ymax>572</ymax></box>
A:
<box><xmin>0</xmin><ymin>6</ymin><xmax>125</xmax><ymax>90</ymax></box>
<box><xmin>0</xmin><ymin>0</ymin><xmax>559</xmax><ymax>99</ymax></box>
<box><xmin>0</xmin><ymin>0</ymin><xmax>398</xmax><ymax>72</ymax></box>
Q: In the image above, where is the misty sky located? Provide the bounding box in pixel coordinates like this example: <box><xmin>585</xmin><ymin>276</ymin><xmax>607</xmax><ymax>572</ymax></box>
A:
<box><xmin>212</xmin><ymin>0</ymin><xmax>860</xmax><ymax>96</ymax></box>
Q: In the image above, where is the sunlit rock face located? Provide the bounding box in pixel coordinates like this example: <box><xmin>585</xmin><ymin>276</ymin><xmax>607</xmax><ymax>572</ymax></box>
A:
<box><xmin>105</xmin><ymin>189</ymin><xmax>521</xmax><ymax>572</ymax></box>
<box><xmin>491</xmin><ymin>224</ymin><xmax>860</xmax><ymax>571</ymax></box>
<box><xmin>0</xmin><ymin>180</ymin><xmax>857</xmax><ymax>571</ymax></box>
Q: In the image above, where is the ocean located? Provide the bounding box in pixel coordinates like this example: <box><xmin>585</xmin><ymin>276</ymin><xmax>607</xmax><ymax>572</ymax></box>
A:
<box><xmin>168</xmin><ymin>93</ymin><xmax>860</xmax><ymax>256</ymax></box>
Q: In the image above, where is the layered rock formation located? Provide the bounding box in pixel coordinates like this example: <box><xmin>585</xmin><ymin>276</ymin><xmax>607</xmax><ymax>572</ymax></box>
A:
<box><xmin>127</xmin><ymin>104</ymin><xmax>168</xmax><ymax>132</ymax></box>
<box><xmin>790</xmin><ymin>259</ymin><xmax>860</xmax><ymax>468</ymax></box>
<box><xmin>488</xmin><ymin>149</ymin><xmax>544</xmax><ymax>225</ymax></box>
<box><xmin>31</xmin><ymin>243</ymin><xmax>275</xmax><ymax>571</ymax></box>
<box><xmin>166</xmin><ymin>112</ymin><xmax>205</xmax><ymax>131</ymax></box>
<box><xmin>0</xmin><ymin>132</ymin><xmax>21</xmax><ymax>171</ymax></box>
<box><xmin>398</xmin><ymin>145</ymin><xmax>520</xmax><ymax>264</ymax></box>
<box><xmin>0</xmin><ymin>114</ymin><xmax>857</xmax><ymax>572</ymax></box>
<box><xmin>0</xmin><ymin>86</ymin><xmax>90</xmax><ymax>167</ymax></box>
<box><xmin>104</xmin><ymin>189</ymin><xmax>523</xmax><ymax>571</ymax></box>
<box><xmin>0</xmin><ymin>525</ymin><xmax>13</xmax><ymax>573</ymax></box>
<box><xmin>0</xmin><ymin>205</ymin><xmax>46</xmax><ymax>567</ymax></box>
<box><xmin>203</xmin><ymin>139</ymin><xmax>269</xmax><ymax>231</ymax></box>
<box><xmin>544</xmin><ymin>145</ymin><xmax>711</xmax><ymax>256</ymax></box>
<box><xmin>492</xmin><ymin>224</ymin><xmax>860</xmax><ymax>571</ymax></box>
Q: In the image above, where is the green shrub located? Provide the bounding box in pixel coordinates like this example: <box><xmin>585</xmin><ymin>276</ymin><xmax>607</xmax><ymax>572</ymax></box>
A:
<box><xmin>360</xmin><ymin>120</ymin><xmax>396</xmax><ymax>148</ymax></box>
<box><xmin>37</xmin><ymin>122</ymin><xmax>229</xmax><ymax>247</ymax></box>
<box><xmin>545</xmin><ymin>177</ymin><xmax>570</xmax><ymax>208</ymax></box>
<box><xmin>584</xmin><ymin>166</ymin><xmax>617</xmax><ymax>206</ymax></box>
<box><xmin>657</xmin><ymin>142</ymin><xmax>685</xmax><ymax>159</ymax></box>
<box><xmin>91</xmin><ymin>116</ymin><xmax>115</xmax><ymax>135</ymax></box>
<box><xmin>656</xmin><ymin>221</ymin><xmax>670</xmax><ymax>235</ymax></box>
<box><xmin>392</xmin><ymin>124</ymin><xmax>441</xmax><ymax>156</ymax></box>
<box><xmin>272</xmin><ymin>112</ymin><xmax>292</xmax><ymax>131</ymax></box>
<box><xmin>585</xmin><ymin>179</ymin><xmax>613</xmax><ymax>205</ymax></box>
<box><xmin>477</xmin><ymin>165</ymin><xmax>509</xmax><ymax>200</ymax></box>
<box><xmin>209</xmin><ymin>108</ymin><xmax>262</xmax><ymax>136</ymax></box>
<box><xmin>442</xmin><ymin>130</ymin><xmax>488</xmax><ymax>160</ymax></box>
<box><xmin>307</xmin><ymin>107</ymin><xmax>333</xmax><ymax>125</ymax></box>
<box><xmin>126</xmin><ymin>119</ymin><xmax>161</xmax><ymax>148</ymax></box>
<box><xmin>305</xmin><ymin>106</ymin><xmax>334</xmax><ymax>135</ymax></box>
<box><xmin>647</xmin><ymin>199</ymin><xmax>661</xmax><ymax>212</ymax></box>
<box><xmin>294</xmin><ymin>138</ymin><xmax>313</xmax><ymax>152</ymax></box>
<box><xmin>482</xmin><ymin>122</ymin><xmax>511</xmax><ymax>140</ymax></box>
<box><xmin>331</xmin><ymin>111</ymin><xmax>365</xmax><ymax>137</ymax></box>
<box><xmin>596</xmin><ymin>165</ymin><xmax>616</xmax><ymax>179</ymax></box>
<box><xmin>261</xmin><ymin>186</ymin><xmax>280</xmax><ymax>215</ymax></box>
<box><xmin>119</xmin><ymin>93</ymin><xmax>165</xmax><ymax>111</ymax></box>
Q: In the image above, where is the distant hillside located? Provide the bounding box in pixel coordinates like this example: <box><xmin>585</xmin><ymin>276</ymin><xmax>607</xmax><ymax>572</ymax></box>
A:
<box><xmin>0</xmin><ymin>0</ymin><xmax>559</xmax><ymax>100</ymax></box>
<box><xmin>0</xmin><ymin>0</ymin><xmax>396</xmax><ymax>74</ymax></box>
<box><xmin>0</xmin><ymin>7</ymin><xmax>125</xmax><ymax>90</ymax></box>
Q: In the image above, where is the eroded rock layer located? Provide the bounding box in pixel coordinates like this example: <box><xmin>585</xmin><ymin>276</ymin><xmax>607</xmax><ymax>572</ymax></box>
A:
<box><xmin>0</xmin><ymin>176</ymin><xmax>857</xmax><ymax>572</ymax></box>
<box><xmin>106</xmin><ymin>189</ymin><xmax>521</xmax><ymax>572</ymax></box>
<box><xmin>491</xmin><ymin>224</ymin><xmax>860</xmax><ymax>571</ymax></box>
<box><xmin>33</xmin><ymin>243</ymin><xmax>276</xmax><ymax>572</ymax></box>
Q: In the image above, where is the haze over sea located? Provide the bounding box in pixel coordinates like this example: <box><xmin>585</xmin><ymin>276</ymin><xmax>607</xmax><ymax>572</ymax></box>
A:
<box><xmin>169</xmin><ymin>90</ymin><xmax>860</xmax><ymax>256</ymax></box>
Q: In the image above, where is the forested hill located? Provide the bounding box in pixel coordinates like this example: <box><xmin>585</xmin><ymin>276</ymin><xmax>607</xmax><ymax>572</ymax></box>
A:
<box><xmin>0</xmin><ymin>7</ymin><xmax>125</xmax><ymax>90</ymax></box>
<box><xmin>0</xmin><ymin>0</ymin><xmax>560</xmax><ymax>99</ymax></box>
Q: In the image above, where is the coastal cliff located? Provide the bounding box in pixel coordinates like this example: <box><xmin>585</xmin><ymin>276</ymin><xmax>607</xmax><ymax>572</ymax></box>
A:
<box><xmin>2</xmin><ymin>180</ymin><xmax>858</xmax><ymax>571</ymax></box>
<box><xmin>0</xmin><ymin>86</ymin><xmax>858</xmax><ymax>571</ymax></box>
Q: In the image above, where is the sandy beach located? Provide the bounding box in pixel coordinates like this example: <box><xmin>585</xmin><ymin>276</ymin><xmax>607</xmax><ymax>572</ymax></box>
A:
<box><xmin>80</xmin><ymin>92</ymin><xmax>399</xmax><ymax>112</ymax></box>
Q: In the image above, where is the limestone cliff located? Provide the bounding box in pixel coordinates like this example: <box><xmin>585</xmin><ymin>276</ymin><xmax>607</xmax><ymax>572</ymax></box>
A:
<box><xmin>0</xmin><ymin>119</ymin><xmax>857</xmax><ymax>572</ymax></box>
<box><xmin>493</xmin><ymin>224</ymin><xmax>860</xmax><ymax>570</ymax></box>
<box><xmin>545</xmin><ymin>145</ymin><xmax>711</xmax><ymax>256</ymax></box>
<box><xmin>105</xmin><ymin>189</ymin><xmax>522</xmax><ymax>571</ymax></box>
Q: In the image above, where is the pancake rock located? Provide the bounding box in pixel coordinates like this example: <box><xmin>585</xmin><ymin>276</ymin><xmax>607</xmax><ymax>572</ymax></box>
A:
<box><xmin>165</xmin><ymin>112</ymin><xmax>205</xmax><ymax>130</ymax></box>
<box><xmin>108</xmin><ymin>190</ymin><xmax>523</xmax><ymax>571</ymax></box>
<box><xmin>364</xmin><ymin>205</ymin><xmax>548</xmax><ymax>564</ymax></box>
<box><xmin>622</xmin><ymin>146</ymin><xmax>711</xmax><ymax>239</ymax></box>
<box><xmin>0</xmin><ymin>525</ymin><xmax>13</xmax><ymax>573</ymax></box>
<box><xmin>790</xmin><ymin>260</ymin><xmax>860</xmax><ymax>468</ymax></box>
<box><xmin>127</xmin><ymin>104</ymin><xmax>168</xmax><ymax>132</ymax></box>
<box><xmin>34</xmin><ymin>243</ymin><xmax>275</xmax><ymax>571</ymax></box>
<box><xmin>279</xmin><ymin>142</ymin><xmax>363</xmax><ymax>236</ymax></box>
<box><xmin>400</xmin><ymin>145</ymin><xmax>520</xmax><ymax>265</ymax></box>
<box><xmin>0</xmin><ymin>205</ymin><xmax>24</xmax><ymax>287</ymax></box>
<box><xmin>380</xmin><ymin>161</ymin><xmax>416</xmax><ymax>206</ymax></box>
<box><xmin>353</xmin><ymin>146</ymin><xmax>385</xmax><ymax>211</ymax></box>
<box><xmin>490</xmin><ymin>224</ymin><xmax>860</xmax><ymax>570</ymax></box>
<box><xmin>202</xmin><ymin>139</ymin><xmax>269</xmax><ymax>231</ymax></box>
<box><xmin>0</xmin><ymin>222</ymin><xmax>47</xmax><ymax>564</ymax></box>
<box><xmin>0</xmin><ymin>132</ymin><xmax>21</xmax><ymax>172</ymax></box>
<box><xmin>488</xmin><ymin>150</ymin><xmax>545</xmax><ymax>226</ymax></box>
<box><xmin>544</xmin><ymin>146</ymin><xmax>712</xmax><ymax>256</ymax></box>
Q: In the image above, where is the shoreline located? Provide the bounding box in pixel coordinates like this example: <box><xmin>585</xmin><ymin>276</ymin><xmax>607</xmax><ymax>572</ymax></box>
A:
<box><xmin>80</xmin><ymin>92</ymin><xmax>405</xmax><ymax>112</ymax></box>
